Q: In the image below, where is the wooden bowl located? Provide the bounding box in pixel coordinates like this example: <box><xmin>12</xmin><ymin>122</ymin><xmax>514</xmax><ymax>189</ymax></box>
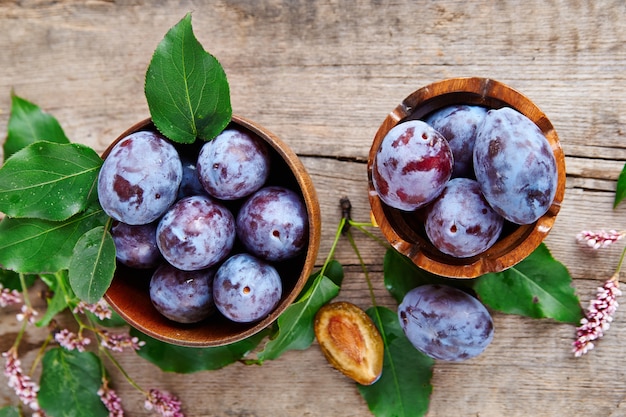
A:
<box><xmin>367</xmin><ymin>77</ymin><xmax>565</xmax><ymax>278</ymax></box>
<box><xmin>103</xmin><ymin>116</ymin><xmax>321</xmax><ymax>346</ymax></box>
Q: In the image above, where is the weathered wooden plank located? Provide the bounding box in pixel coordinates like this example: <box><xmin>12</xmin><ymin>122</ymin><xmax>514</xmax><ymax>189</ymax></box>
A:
<box><xmin>1</xmin><ymin>1</ymin><xmax>625</xmax><ymax>416</ymax></box>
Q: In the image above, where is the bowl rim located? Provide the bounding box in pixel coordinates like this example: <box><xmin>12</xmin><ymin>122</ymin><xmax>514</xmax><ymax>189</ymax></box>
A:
<box><xmin>367</xmin><ymin>77</ymin><xmax>566</xmax><ymax>278</ymax></box>
<box><xmin>103</xmin><ymin>115</ymin><xmax>322</xmax><ymax>346</ymax></box>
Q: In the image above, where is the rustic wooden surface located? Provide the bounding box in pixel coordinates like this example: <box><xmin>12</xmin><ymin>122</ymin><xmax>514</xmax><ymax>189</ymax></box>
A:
<box><xmin>1</xmin><ymin>1</ymin><xmax>625</xmax><ymax>416</ymax></box>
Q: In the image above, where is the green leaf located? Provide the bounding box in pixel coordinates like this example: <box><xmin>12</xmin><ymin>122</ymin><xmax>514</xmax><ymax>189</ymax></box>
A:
<box><xmin>0</xmin><ymin>269</ymin><xmax>21</xmax><ymax>289</ymax></box>
<box><xmin>145</xmin><ymin>13</ymin><xmax>232</xmax><ymax>144</ymax></box>
<box><xmin>358</xmin><ymin>306</ymin><xmax>434</xmax><ymax>417</ymax></box>
<box><xmin>37</xmin><ymin>271</ymin><xmax>72</xmax><ymax>327</ymax></box>
<box><xmin>0</xmin><ymin>141</ymin><xmax>102</xmax><ymax>221</ymax></box>
<box><xmin>39</xmin><ymin>348</ymin><xmax>108</xmax><ymax>417</ymax></box>
<box><xmin>0</xmin><ymin>202</ymin><xmax>109</xmax><ymax>274</ymax></box>
<box><xmin>69</xmin><ymin>226</ymin><xmax>116</xmax><ymax>304</ymax></box>
<box><xmin>383</xmin><ymin>248</ymin><xmax>455</xmax><ymax>304</ymax></box>
<box><xmin>0</xmin><ymin>269</ymin><xmax>37</xmax><ymax>290</ymax></box>
<box><xmin>0</xmin><ymin>406</ymin><xmax>20</xmax><ymax>417</ymax></box>
<box><xmin>614</xmin><ymin>162</ymin><xmax>626</xmax><ymax>208</ymax></box>
<box><xmin>131</xmin><ymin>327</ymin><xmax>269</xmax><ymax>373</ymax></box>
<box><xmin>473</xmin><ymin>243</ymin><xmax>583</xmax><ymax>324</ymax></box>
<box><xmin>256</xmin><ymin>266</ymin><xmax>343</xmax><ymax>362</ymax></box>
<box><xmin>4</xmin><ymin>93</ymin><xmax>69</xmax><ymax>160</ymax></box>
<box><xmin>37</xmin><ymin>282</ymin><xmax>68</xmax><ymax>327</ymax></box>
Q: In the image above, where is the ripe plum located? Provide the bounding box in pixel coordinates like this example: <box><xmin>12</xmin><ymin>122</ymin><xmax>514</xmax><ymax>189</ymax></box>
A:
<box><xmin>197</xmin><ymin>128</ymin><xmax>271</xmax><ymax>200</ymax></box>
<box><xmin>110</xmin><ymin>221</ymin><xmax>161</xmax><ymax>269</ymax></box>
<box><xmin>473</xmin><ymin>107</ymin><xmax>557</xmax><ymax>225</ymax></box>
<box><xmin>236</xmin><ymin>186</ymin><xmax>308</xmax><ymax>262</ymax></box>
<box><xmin>425</xmin><ymin>105</ymin><xmax>487</xmax><ymax>178</ymax></box>
<box><xmin>372</xmin><ymin>120</ymin><xmax>453</xmax><ymax>211</ymax></box>
<box><xmin>425</xmin><ymin>178</ymin><xmax>503</xmax><ymax>258</ymax></box>
<box><xmin>156</xmin><ymin>195</ymin><xmax>235</xmax><ymax>271</ymax></box>
<box><xmin>177</xmin><ymin>155</ymin><xmax>206</xmax><ymax>199</ymax></box>
<box><xmin>213</xmin><ymin>253</ymin><xmax>282</xmax><ymax>323</ymax></box>
<box><xmin>98</xmin><ymin>131</ymin><xmax>182</xmax><ymax>225</ymax></box>
<box><xmin>149</xmin><ymin>263</ymin><xmax>215</xmax><ymax>324</ymax></box>
<box><xmin>398</xmin><ymin>284</ymin><xmax>494</xmax><ymax>361</ymax></box>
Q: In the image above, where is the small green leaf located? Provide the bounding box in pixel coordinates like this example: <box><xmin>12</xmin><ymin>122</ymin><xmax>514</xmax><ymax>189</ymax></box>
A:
<box><xmin>39</xmin><ymin>348</ymin><xmax>108</xmax><ymax>417</ymax></box>
<box><xmin>383</xmin><ymin>248</ymin><xmax>454</xmax><ymax>304</ymax></box>
<box><xmin>37</xmin><ymin>283</ymin><xmax>69</xmax><ymax>327</ymax></box>
<box><xmin>0</xmin><ymin>141</ymin><xmax>102</xmax><ymax>221</ymax></box>
<box><xmin>37</xmin><ymin>271</ymin><xmax>72</xmax><ymax>327</ymax></box>
<box><xmin>4</xmin><ymin>93</ymin><xmax>69</xmax><ymax>160</ymax></box>
<box><xmin>145</xmin><ymin>13</ymin><xmax>232</xmax><ymax>144</ymax></box>
<box><xmin>614</xmin><ymin>162</ymin><xmax>626</xmax><ymax>208</ymax></box>
<box><xmin>256</xmin><ymin>266</ymin><xmax>343</xmax><ymax>362</ymax></box>
<box><xmin>69</xmin><ymin>226</ymin><xmax>116</xmax><ymax>304</ymax></box>
<box><xmin>131</xmin><ymin>327</ymin><xmax>269</xmax><ymax>373</ymax></box>
<box><xmin>0</xmin><ymin>202</ymin><xmax>109</xmax><ymax>274</ymax></box>
<box><xmin>473</xmin><ymin>243</ymin><xmax>583</xmax><ymax>324</ymax></box>
<box><xmin>358</xmin><ymin>306</ymin><xmax>434</xmax><ymax>417</ymax></box>
<box><xmin>0</xmin><ymin>406</ymin><xmax>20</xmax><ymax>417</ymax></box>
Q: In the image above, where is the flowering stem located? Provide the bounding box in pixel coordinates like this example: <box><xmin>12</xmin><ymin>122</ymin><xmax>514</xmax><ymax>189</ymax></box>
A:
<box><xmin>29</xmin><ymin>333</ymin><xmax>52</xmax><ymax>376</ymax></box>
<box><xmin>99</xmin><ymin>344</ymin><xmax>145</xmax><ymax>394</ymax></box>
<box><xmin>17</xmin><ymin>273</ymin><xmax>31</xmax><ymax>309</ymax></box>
<box><xmin>11</xmin><ymin>274</ymin><xmax>32</xmax><ymax>351</ymax></box>
<box><xmin>11</xmin><ymin>314</ymin><xmax>28</xmax><ymax>352</ymax></box>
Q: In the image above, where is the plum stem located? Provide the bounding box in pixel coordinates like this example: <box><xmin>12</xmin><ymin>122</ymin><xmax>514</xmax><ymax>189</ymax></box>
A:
<box><xmin>346</xmin><ymin>231</ymin><xmax>378</xmax><ymax>309</ymax></box>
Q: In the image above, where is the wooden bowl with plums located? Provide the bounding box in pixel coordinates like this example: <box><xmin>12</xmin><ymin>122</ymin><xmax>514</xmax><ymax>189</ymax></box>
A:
<box><xmin>367</xmin><ymin>77</ymin><xmax>565</xmax><ymax>278</ymax></box>
<box><xmin>102</xmin><ymin>115</ymin><xmax>321</xmax><ymax>347</ymax></box>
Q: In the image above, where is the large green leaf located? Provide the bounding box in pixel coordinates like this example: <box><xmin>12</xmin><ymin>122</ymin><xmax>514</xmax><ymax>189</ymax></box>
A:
<box><xmin>383</xmin><ymin>248</ymin><xmax>456</xmax><ymax>304</ymax></box>
<box><xmin>473</xmin><ymin>243</ymin><xmax>583</xmax><ymax>323</ymax></box>
<box><xmin>69</xmin><ymin>226</ymin><xmax>116</xmax><ymax>304</ymax></box>
<box><xmin>145</xmin><ymin>13</ymin><xmax>232</xmax><ymax>144</ymax></box>
<box><xmin>614</xmin><ymin>162</ymin><xmax>626</xmax><ymax>208</ymax></box>
<box><xmin>0</xmin><ymin>203</ymin><xmax>109</xmax><ymax>274</ymax></box>
<box><xmin>0</xmin><ymin>141</ymin><xmax>102</xmax><ymax>221</ymax></box>
<box><xmin>358</xmin><ymin>306</ymin><xmax>434</xmax><ymax>417</ymax></box>
<box><xmin>38</xmin><ymin>348</ymin><xmax>108</xmax><ymax>417</ymax></box>
<box><xmin>131</xmin><ymin>327</ymin><xmax>269</xmax><ymax>373</ymax></box>
<box><xmin>4</xmin><ymin>93</ymin><xmax>69</xmax><ymax>160</ymax></box>
<box><xmin>256</xmin><ymin>264</ymin><xmax>343</xmax><ymax>362</ymax></box>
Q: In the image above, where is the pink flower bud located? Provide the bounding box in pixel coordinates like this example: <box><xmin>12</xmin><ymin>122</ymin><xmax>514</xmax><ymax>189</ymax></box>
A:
<box><xmin>144</xmin><ymin>389</ymin><xmax>184</xmax><ymax>417</ymax></box>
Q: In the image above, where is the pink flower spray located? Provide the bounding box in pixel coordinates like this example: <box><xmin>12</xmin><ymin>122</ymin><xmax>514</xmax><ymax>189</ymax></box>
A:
<box><xmin>573</xmin><ymin>229</ymin><xmax>626</xmax><ymax>356</ymax></box>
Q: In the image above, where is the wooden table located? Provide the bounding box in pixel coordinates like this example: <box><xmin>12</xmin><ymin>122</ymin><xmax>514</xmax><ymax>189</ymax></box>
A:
<box><xmin>1</xmin><ymin>1</ymin><xmax>625</xmax><ymax>416</ymax></box>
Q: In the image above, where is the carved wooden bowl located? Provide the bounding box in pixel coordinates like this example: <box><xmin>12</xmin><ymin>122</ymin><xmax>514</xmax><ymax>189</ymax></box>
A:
<box><xmin>367</xmin><ymin>77</ymin><xmax>565</xmax><ymax>278</ymax></box>
<box><xmin>103</xmin><ymin>116</ymin><xmax>321</xmax><ymax>346</ymax></box>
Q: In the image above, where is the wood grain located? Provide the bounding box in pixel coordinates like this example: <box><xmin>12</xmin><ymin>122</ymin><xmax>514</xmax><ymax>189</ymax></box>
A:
<box><xmin>1</xmin><ymin>1</ymin><xmax>625</xmax><ymax>416</ymax></box>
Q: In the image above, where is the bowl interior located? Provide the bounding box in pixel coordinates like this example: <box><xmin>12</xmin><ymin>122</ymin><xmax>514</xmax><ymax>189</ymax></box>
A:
<box><xmin>104</xmin><ymin>116</ymin><xmax>321</xmax><ymax>346</ymax></box>
<box><xmin>367</xmin><ymin>77</ymin><xmax>566</xmax><ymax>278</ymax></box>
